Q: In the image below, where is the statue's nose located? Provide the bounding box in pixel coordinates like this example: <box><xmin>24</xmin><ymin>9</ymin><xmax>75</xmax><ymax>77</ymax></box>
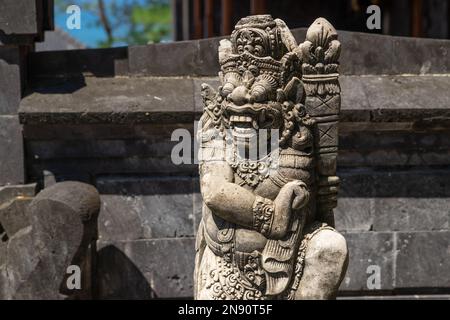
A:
<box><xmin>228</xmin><ymin>85</ymin><xmax>251</xmax><ymax>106</ymax></box>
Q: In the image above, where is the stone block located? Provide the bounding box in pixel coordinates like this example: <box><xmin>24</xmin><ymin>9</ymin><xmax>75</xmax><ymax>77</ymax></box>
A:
<box><xmin>392</xmin><ymin>37</ymin><xmax>450</xmax><ymax>75</ymax></box>
<box><xmin>395</xmin><ymin>231</ymin><xmax>450</xmax><ymax>289</ymax></box>
<box><xmin>0</xmin><ymin>0</ymin><xmax>39</xmax><ymax>35</ymax></box>
<box><xmin>1</xmin><ymin>181</ymin><xmax>100</xmax><ymax>299</ymax></box>
<box><xmin>193</xmin><ymin>178</ymin><xmax>202</xmax><ymax>233</ymax></box>
<box><xmin>196</xmin><ymin>37</ymin><xmax>222</xmax><ymax>76</ymax></box>
<box><xmin>338</xmin><ymin>31</ymin><xmax>393</xmax><ymax>75</ymax></box>
<box><xmin>96</xmin><ymin>176</ymin><xmax>195</xmax><ymax>241</ymax></box>
<box><xmin>96</xmin><ymin>238</ymin><xmax>195</xmax><ymax>299</ymax></box>
<box><xmin>0</xmin><ymin>46</ymin><xmax>22</xmax><ymax>115</ymax></box>
<box><xmin>334</xmin><ymin>171</ymin><xmax>375</xmax><ymax>232</ymax></box>
<box><xmin>29</xmin><ymin>47</ymin><xmax>128</xmax><ymax>78</ymax></box>
<box><xmin>0</xmin><ymin>116</ymin><xmax>24</xmax><ymax>185</ymax></box>
<box><xmin>372</xmin><ymin>170</ymin><xmax>450</xmax><ymax>231</ymax></box>
<box><xmin>128</xmin><ymin>41</ymin><xmax>198</xmax><ymax>76</ymax></box>
<box><xmin>0</xmin><ymin>197</ymin><xmax>33</xmax><ymax>237</ymax></box>
<box><xmin>19</xmin><ymin>77</ymin><xmax>196</xmax><ymax>124</ymax></box>
<box><xmin>339</xmin><ymin>232</ymin><xmax>395</xmax><ymax>292</ymax></box>
<box><xmin>374</xmin><ymin>198</ymin><xmax>449</xmax><ymax>232</ymax></box>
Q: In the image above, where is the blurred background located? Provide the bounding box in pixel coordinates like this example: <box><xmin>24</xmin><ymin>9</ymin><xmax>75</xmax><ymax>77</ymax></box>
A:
<box><xmin>48</xmin><ymin>0</ymin><xmax>450</xmax><ymax>51</ymax></box>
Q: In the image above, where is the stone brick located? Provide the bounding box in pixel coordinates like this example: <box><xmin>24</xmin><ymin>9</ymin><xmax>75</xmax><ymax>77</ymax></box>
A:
<box><xmin>97</xmin><ymin>238</ymin><xmax>195</xmax><ymax>299</ymax></box>
<box><xmin>29</xmin><ymin>47</ymin><xmax>128</xmax><ymax>78</ymax></box>
<box><xmin>128</xmin><ymin>41</ymin><xmax>198</xmax><ymax>76</ymax></box>
<box><xmin>193</xmin><ymin>178</ymin><xmax>202</xmax><ymax>234</ymax></box>
<box><xmin>0</xmin><ymin>0</ymin><xmax>39</xmax><ymax>35</ymax></box>
<box><xmin>395</xmin><ymin>231</ymin><xmax>450</xmax><ymax>289</ymax></box>
<box><xmin>0</xmin><ymin>46</ymin><xmax>22</xmax><ymax>115</ymax></box>
<box><xmin>334</xmin><ymin>171</ymin><xmax>375</xmax><ymax>232</ymax></box>
<box><xmin>392</xmin><ymin>37</ymin><xmax>450</xmax><ymax>75</ymax></box>
<box><xmin>0</xmin><ymin>116</ymin><xmax>24</xmax><ymax>185</ymax></box>
<box><xmin>19</xmin><ymin>77</ymin><xmax>196</xmax><ymax>124</ymax></box>
<box><xmin>339</xmin><ymin>232</ymin><xmax>395</xmax><ymax>292</ymax></box>
<box><xmin>339</xmin><ymin>31</ymin><xmax>393</xmax><ymax>75</ymax></box>
<box><xmin>372</xmin><ymin>170</ymin><xmax>450</xmax><ymax>231</ymax></box>
<box><xmin>196</xmin><ymin>37</ymin><xmax>222</xmax><ymax>76</ymax></box>
<box><xmin>96</xmin><ymin>176</ymin><xmax>195</xmax><ymax>241</ymax></box>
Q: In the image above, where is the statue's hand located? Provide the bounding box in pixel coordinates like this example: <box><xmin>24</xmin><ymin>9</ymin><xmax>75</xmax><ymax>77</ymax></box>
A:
<box><xmin>276</xmin><ymin>180</ymin><xmax>309</xmax><ymax>211</ymax></box>
<box><xmin>270</xmin><ymin>181</ymin><xmax>309</xmax><ymax>239</ymax></box>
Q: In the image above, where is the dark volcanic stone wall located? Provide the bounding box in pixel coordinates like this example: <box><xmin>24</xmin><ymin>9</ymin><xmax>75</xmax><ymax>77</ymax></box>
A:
<box><xmin>15</xmin><ymin>30</ymin><xmax>450</xmax><ymax>299</ymax></box>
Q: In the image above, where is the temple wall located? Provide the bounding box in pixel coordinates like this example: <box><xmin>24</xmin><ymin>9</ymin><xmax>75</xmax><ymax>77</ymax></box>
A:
<box><xmin>1</xmin><ymin>4</ymin><xmax>449</xmax><ymax>298</ymax></box>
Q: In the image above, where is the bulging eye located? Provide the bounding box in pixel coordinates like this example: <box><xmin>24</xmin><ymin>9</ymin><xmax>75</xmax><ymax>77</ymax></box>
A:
<box><xmin>244</xmin><ymin>45</ymin><xmax>254</xmax><ymax>53</ymax></box>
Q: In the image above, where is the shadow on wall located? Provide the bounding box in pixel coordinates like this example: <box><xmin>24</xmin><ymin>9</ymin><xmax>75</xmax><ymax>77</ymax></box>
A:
<box><xmin>96</xmin><ymin>245</ymin><xmax>156</xmax><ymax>299</ymax></box>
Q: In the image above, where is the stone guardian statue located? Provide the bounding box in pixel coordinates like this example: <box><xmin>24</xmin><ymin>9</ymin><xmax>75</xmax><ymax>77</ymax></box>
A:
<box><xmin>195</xmin><ymin>15</ymin><xmax>348</xmax><ymax>300</ymax></box>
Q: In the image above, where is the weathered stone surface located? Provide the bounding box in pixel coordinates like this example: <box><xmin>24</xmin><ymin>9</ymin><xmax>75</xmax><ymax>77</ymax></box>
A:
<box><xmin>26</xmin><ymin>139</ymin><xmax>177</xmax><ymax>160</ymax></box>
<box><xmin>19</xmin><ymin>75</ymin><xmax>450</xmax><ymax>125</ymax></box>
<box><xmin>334</xmin><ymin>172</ymin><xmax>375</xmax><ymax>232</ymax></box>
<box><xmin>0</xmin><ymin>183</ymin><xmax>36</xmax><ymax>204</ymax></box>
<box><xmin>395</xmin><ymin>231</ymin><xmax>450</xmax><ymax>289</ymax></box>
<box><xmin>0</xmin><ymin>181</ymin><xmax>100</xmax><ymax>299</ymax></box>
<box><xmin>339</xmin><ymin>129</ymin><xmax>450</xmax><ymax>167</ymax></box>
<box><xmin>335</xmin><ymin>169</ymin><xmax>450</xmax><ymax>232</ymax></box>
<box><xmin>372</xmin><ymin>170</ymin><xmax>450</xmax><ymax>231</ymax></box>
<box><xmin>339</xmin><ymin>232</ymin><xmax>395</xmax><ymax>292</ymax></box>
<box><xmin>0</xmin><ymin>116</ymin><xmax>24</xmax><ymax>185</ymax></box>
<box><xmin>129</xmin><ymin>41</ymin><xmax>199</xmax><ymax>76</ymax></box>
<box><xmin>0</xmin><ymin>197</ymin><xmax>33</xmax><ymax>237</ymax></box>
<box><xmin>195</xmin><ymin>16</ymin><xmax>346</xmax><ymax>300</ymax></box>
<box><xmin>339</xmin><ymin>31</ymin><xmax>393</xmax><ymax>75</ymax></box>
<box><xmin>374</xmin><ymin>198</ymin><xmax>449</xmax><ymax>232</ymax></box>
<box><xmin>0</xmin><ymin>46</ymin><xmax>22</xmax><ymax>115</ymax></box>
<box><xmin>0</xmin><ymin>0</ymin><xmax>39</xmax><ymax>35</ymax></box>
<box><xmin>392</xmin><ymin>37</ymin><xmax>450</xmax><ymax>74</ymax></box>
<box><xmin>193</xmin><ymin>77</ymin><xmax>220</xmax><ymax>113</ymax></box>
<box><xmin>94</xmin><ymin>27</ymin><xmax>450</xmax><ymax>77</ymax></box>
<box><xmin>23</xmin><ymin>123</ymin><xmax>192</xmax><ymax>141</ymax></box>
<box><xmin>96</xmin><ymin>238</ymin><xmax>195</xmax><ymax>299</ymax></box>
<box><xmin>19</xmin><ymin>77</ymin><xmax>196</xmax><ymax>124</ymax></box>
<box><xmin>192</xmin><ymin>178</ymin><xmax>202</xmax><ymax>234</ymax></box>
<box><xmin>96</xmin><ymin>176</ymin><xmax>194</xmax><ymax>241</ymax></box>
<box><xmin>29</xmin><ymin>47</ymin><xmax>128</xmax><ymax>78</ymax></box>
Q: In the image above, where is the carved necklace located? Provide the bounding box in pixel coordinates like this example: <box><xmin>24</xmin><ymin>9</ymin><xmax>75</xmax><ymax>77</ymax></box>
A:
<box><xmin>230</xmin><ymin>149</ymin><xmax>277</xmax><ymax>187</ymax></box>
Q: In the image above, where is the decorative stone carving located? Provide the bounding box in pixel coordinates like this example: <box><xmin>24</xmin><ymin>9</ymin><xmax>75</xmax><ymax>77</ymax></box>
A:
<box><xmin>195</xmin><ymin>15</ymin><xmax>348</xmax><ymax>300</ymax></box>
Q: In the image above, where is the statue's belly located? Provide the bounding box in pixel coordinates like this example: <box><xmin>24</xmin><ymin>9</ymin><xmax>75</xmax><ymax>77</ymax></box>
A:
<box><xmin>204</xmin><ymin>209</ymin><xmax>267</xmax><ymax>254</ymax></box>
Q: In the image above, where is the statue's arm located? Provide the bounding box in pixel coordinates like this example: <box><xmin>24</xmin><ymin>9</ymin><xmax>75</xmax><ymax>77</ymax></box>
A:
<box><xmin>200</xmin><ymin>161</ymin><xmax>256</xmax><ymax>228</ymax></box>
<box><xmin>200</xmin><ymin>161</ymin><xmax>309</xmax><ymax>239</ymax></box>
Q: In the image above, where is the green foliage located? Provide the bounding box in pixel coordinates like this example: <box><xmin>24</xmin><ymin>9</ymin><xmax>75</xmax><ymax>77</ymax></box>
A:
<box><xmin>55</xmin><ymin>0</ymin><xmax>172</xmax><ymax>47</ymax></box>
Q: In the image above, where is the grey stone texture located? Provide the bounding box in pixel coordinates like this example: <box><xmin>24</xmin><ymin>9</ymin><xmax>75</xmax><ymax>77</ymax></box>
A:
<box><xmin>97</xmin><ymin>238</ymin><xmax>195</xmax><ymax>299</ymax></box>
<box><xmin>0</xmin><ymin>116</ymin><xmax>24</xmax><ymax>185</ymax></box>
<box><xmin>0</xmin><ymin>0</ymin><xmax>39</xmax><ymax>35</ymax></box>
<box><xmin>339</xmin><ymin>232</ymin><xmax>395</xmax><ymax>292</ymax></box>
<box><xmin>340</xmin><ymin>231</ymin><xmax>450</xmax><ymax>293</ymax></box>
<box><xmin>0</xmin><ymin>46</ymin><xmax>23</xmax><ymax>115</ymax></box>
<box><xmin>395</xmin><ymin>231</ymin><xmax>450</xmax><ymax>289</ymax></box>
<box><xmin>0</xmin><ymin>181</ymin><xmax>100</xmax><ymax>299</ymax></box>
<box><xmin>19</xmin><ymin>75</ymin><xmax>450</xmax><ymax>125</ymax></box>
<box><xmin>96</xmin><ymin>176</ymin><xmax>195</xmax><ymax>241</ymax></box>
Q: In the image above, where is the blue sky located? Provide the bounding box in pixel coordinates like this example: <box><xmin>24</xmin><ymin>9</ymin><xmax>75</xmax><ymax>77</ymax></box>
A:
<box><xmin>55</xmin><ymin>0</ymin><xmax>154</xmax><ymax>48</ymax></box>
